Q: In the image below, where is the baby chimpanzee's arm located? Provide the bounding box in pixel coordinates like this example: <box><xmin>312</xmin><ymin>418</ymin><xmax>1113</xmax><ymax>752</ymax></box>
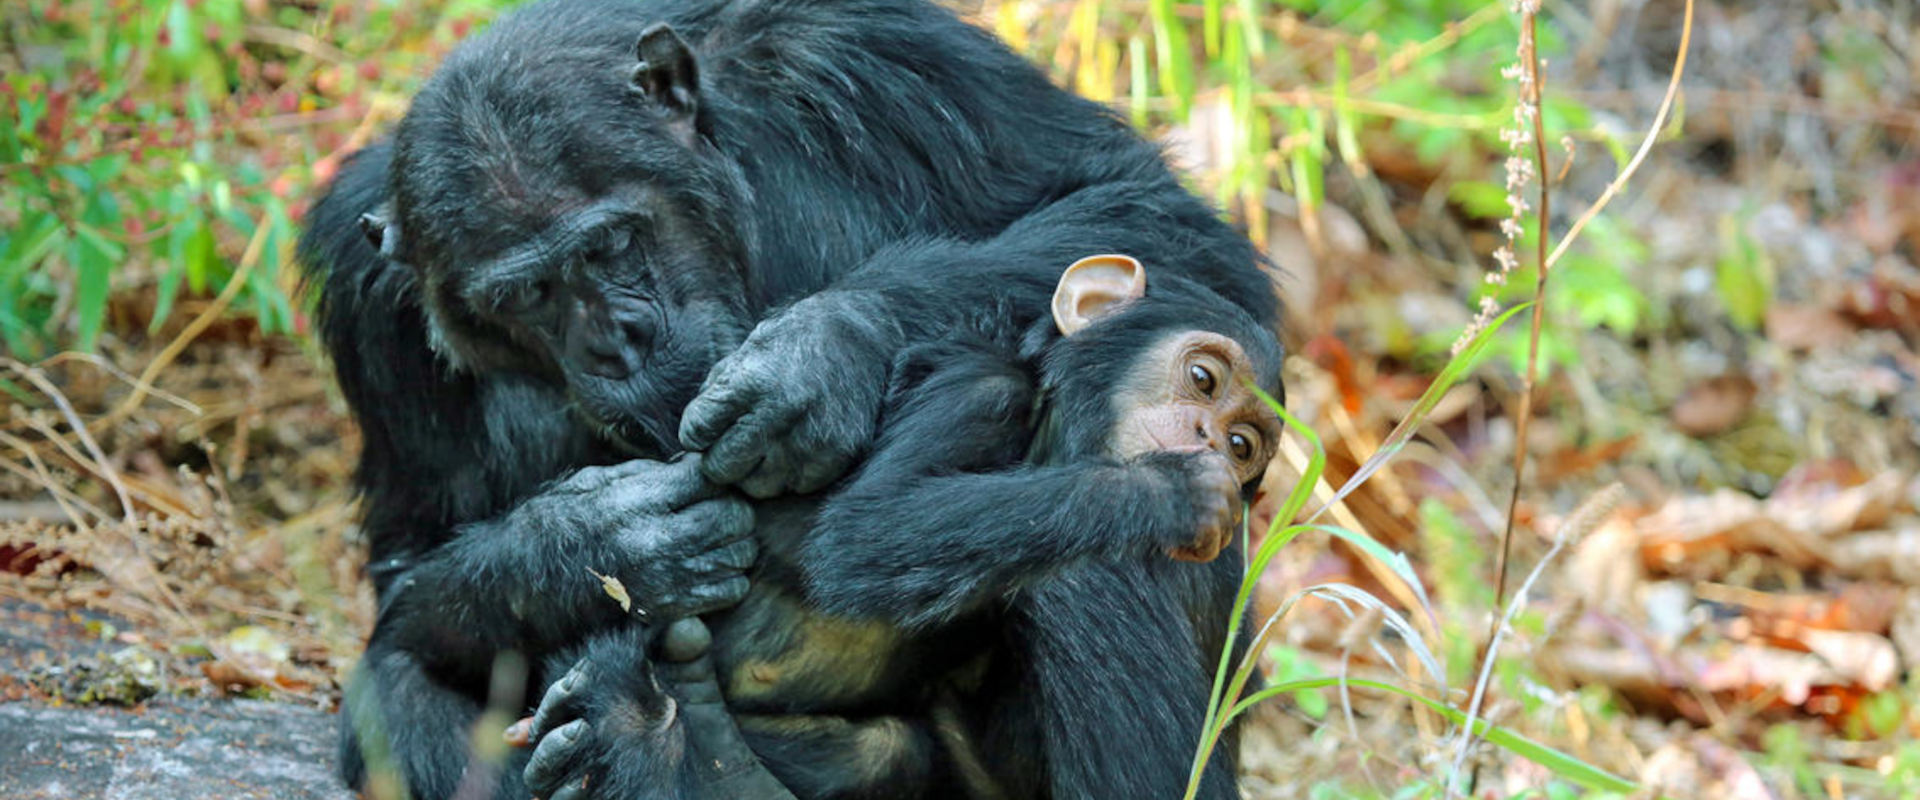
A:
<box><xmin>798</xmin><ymin>339</ymin><xmax>1233</xmax><ymax>632</ymax></box>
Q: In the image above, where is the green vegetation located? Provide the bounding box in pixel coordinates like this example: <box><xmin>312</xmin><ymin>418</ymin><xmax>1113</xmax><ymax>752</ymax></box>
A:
<box><xmin>1</xmin><ymin>0</ymin><xmax>498</xmax><ymax>357</ymax></box>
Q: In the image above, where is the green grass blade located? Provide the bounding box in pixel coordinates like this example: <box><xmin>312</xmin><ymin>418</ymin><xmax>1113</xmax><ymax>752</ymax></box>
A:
<box><xmin>1233</xmin><ymin>677</ymin><xmax>1637</xmax><ymax>793</ymax></box>
<box><xmin>1307</xmin><ymin>302</ymin><xmax>1531</xmax><ymax>524</ymax></box>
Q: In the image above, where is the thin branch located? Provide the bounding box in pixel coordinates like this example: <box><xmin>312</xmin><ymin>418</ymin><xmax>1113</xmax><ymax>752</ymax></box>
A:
<box><xmin>1544</xmin><ymin>0</ymin><xmax>1695</xmax><ymax>271</ymax></box>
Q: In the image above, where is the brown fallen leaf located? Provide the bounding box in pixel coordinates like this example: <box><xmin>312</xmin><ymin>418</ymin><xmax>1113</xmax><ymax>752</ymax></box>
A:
<box><xmin>1638</xmin><ymin>490</ymin><xmax>1826</xmax><ymax>570</ymax></box>
<box><xmin>1671</xmin><ymin>375</ymin><xmax>1757</xmax><ymax>437</ymax></box>
<box><xmin>1642</xmin><ymin>734</ymin><xmax>1777</xmax><ymax>800</ymax></box>
<box><xmin>1770</xmin><ymin>469</ymin><xmax>1905</xmax><ymax>535</ymax></box>
<box><xmin>1764</xmin><ymin>304</ymin><xmax>1853</xmax><ymax>351</ymax></box>
<box><xmin>1798</xmin><ymin>629</ymin><xmax>1898</xmax><ymax>692</ymax></box>
<box><xmin>1827</xmin><ymin>527</ymin><xmax>1920</xmax><ymax>584</ymax></box>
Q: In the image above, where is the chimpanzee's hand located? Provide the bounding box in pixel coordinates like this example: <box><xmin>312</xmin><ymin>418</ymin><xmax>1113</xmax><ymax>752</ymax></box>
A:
<box><xmin>514</xmin><ymin>620</ymin><xmax>795</xmax><ymax>800</ymax></box>
<box><xmin>514</xmin><ymin>455</ymin><xmax>757</xmax><ymax>620</ymax></box>
<box><xmin>515</xmin><ymin>625</ymin><xmax>682</xmax><ymax>800</ymax></box>
<box><xmin>1141</xmin><ymin>450</ymin><xmax>1243</xmax><ymax>563</ymax></box>
<box><xmin>679</xmin><ymin>291</ymin><xmax>897</xmax><ymax>499</ymax></box>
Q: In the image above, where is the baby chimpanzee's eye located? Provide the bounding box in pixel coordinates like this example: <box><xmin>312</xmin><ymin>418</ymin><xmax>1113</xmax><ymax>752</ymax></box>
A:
<box><xmin>1189</xmin><ymin>363</ymin><xmax>1216</xmax><ymax>396</ymax></box>
<box><xmin>1228</xmin><ymin>431</ymin><xmax>1253</xmax><ymax>461</ymax></box>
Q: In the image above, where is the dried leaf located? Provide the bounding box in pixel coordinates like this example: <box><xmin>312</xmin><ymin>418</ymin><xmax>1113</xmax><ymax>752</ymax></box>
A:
<box><xmin>588</xmin><ymin>568</ymin><xmax>632</xmax><ymax>613</ymax></box>
<box><xmin>1764</xmin><ymin>304</ymin><xmax>1853</xmax><ymax>351</ymax></box>
<box><xmin>1670</xmin><ymin>375</ymin><xmax>1756</xmax><ymax>436</ymax></box>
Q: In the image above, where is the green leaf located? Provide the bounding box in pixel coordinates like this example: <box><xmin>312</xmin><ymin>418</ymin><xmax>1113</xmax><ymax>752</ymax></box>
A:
<box><xmin>1714</xmin><ymin>215</ymin><xmax>1773</xmax><ymax>331</ymax></box>
<box><xmin>1331</xmin><ymin>47</ymin><xmax>1363</xmax><ymax>171</ymax></box>
<box><xmin>1149</xmin><ymin>0</ymin><xmax>1193</xmax><ymax>119</ymax></box>
<box><xmin>183</xmin><ymin>217</ymin><xmax>216</xmax><ymax>295</ymax></box>
<box><xmin>5</xmin><ymin>210</ymin><xmax>67</xmax><ymax>269</ymax></box>
<box><xmin>165</xmin><ymin>0</ymin><xmax>200</xmax><ymax>64</ymax></box>
<box><xmin>1234</xmin><ymin>678</ymin><xmax>1637</xmax><ymax>793</ymax></box>
<box><xmin>154</xmin><ymin>210</ymin><xmax>201</xmax><ymax>330</ymax></box>
<box><xmin>1263</xmin><ymin>645</ymin><xmax>1328</xmax><ymax>719</ymax></box>
<box><xmin>71</xmin><ymin>225</ymin><xmax>124</xmax><ymax>351</ymax></box>
<box><xmin>1235</xmin><ymin>0</ymin><xmax>1265</xmax><ymax>58</ymax></box>
<box><xmin>1128</xmin><ymin>35</ymin><xmax>1150</xmax><ymax>129</ymax></box>
<box><xmin>1313</xmin><ymin>303</ymin><xmax>1531</xmax><ymax>522</ymax></box>
<box><xmin>1448</xmin><ymin>180</ymin><xmax>1511</xmax><ymax>220</ymax></box>
<box><xmin>1203</xmin><ymin>0</ymin><xmax>1222</xmax><ymax>57</ymax></box>
<box><xmin>1287</xmin><ymin>110</ymin><xmax>1325</xmax><ymax>212</ymax></box>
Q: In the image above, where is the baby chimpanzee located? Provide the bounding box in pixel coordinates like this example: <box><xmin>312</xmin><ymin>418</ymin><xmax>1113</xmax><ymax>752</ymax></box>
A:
<box><xmin>520</xmin><ymin>254</ymin><xmax>1284</xmax><ymax>800</ymax></box>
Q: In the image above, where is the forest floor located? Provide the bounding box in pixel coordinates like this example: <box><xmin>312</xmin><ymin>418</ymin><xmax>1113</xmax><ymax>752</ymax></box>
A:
<box><xmin>3</xmin><ymin>1</ymin><xmax>1919</xmax><ymax>798</ymax></box>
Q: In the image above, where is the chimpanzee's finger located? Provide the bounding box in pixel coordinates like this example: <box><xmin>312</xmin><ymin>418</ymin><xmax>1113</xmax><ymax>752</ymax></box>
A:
<box><xmin>675</xmin><ymin>577</ymin><xmax>751</xmax><ymax>616</ymax></box>
<box><xmin>658</xmin><ymin>618</ymin><xmax>713</xmax><ymax>663</ymax></box>
<box><xmin>737</xmin><ymin>445</ymin><xmax>795</xmax><ymax>499</ymax></box>
<box><xmin>504</xmin><ymin>716</ymin><xmax>535</xmax><ymax>748</ymax></box>
<box><xmin>528</xmin><ymin>664</ymin><xmax>586</xmax><ymax>741</ymax></box>
<box><xmin>699</xmin><ymin>410</ymin><xmax>784</xmax><ymax>485</ymax></box>
<box><xmin>548</xmin><ymin>782</ymin><xmax>587</xmax><ymax>800</ymax></box>
<box><xmin>685</xmin><ymin>538</ymin><xmax>759</xmax><ymax>573</ymax></box>
<box><xmin>600</xmin><ymin>454</ymin><xmax>721</xmax><ymax>511</ymax></box>
<box><xmin>679</xmin><ymin>374</ymin><xmax>761</xmax><ymax>450</ymax></box>
<box><xmin>523</xmin><ymin>718</ymin><xmax>590</xmax><ymax>797</ymax></box>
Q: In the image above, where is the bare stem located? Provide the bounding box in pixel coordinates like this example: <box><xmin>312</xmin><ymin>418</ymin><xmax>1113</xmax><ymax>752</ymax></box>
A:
<box><xmin>1487</xmin><ymin>1</ymin><xmax>1550</xmax><ymax>658</ymax></box>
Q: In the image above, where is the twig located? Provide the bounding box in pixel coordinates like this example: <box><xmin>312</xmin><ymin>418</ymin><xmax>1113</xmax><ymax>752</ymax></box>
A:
<box><xmin>32</xmin><ymin>352</ymin><xmax>202</xmax><ymax>415</ymax></box>
<box><xmin>1448</xmin><ymin>484</ymin><xmax>1625</xmax><ymax>788</ymax></box>
<box><xmin>0</xmin><ymin>431</ymin><xmax>102</xmax><ymax>527</ymax></box>
<box><xmin>241</xmin><ymin>24</ymin><xmax>352</xmax><ymax>63</ymax></box>
<box><xmin>5</xmin><ymin>360</ymin><xmax>135</xmax><ymax>524</ymax></box>
<box><xmin>1543</xmin><ymin>0</ymin><xmax>1694</xmax><ymax>272</ymax></box>
<box><xmin>1489</xmin><ymin>0</ymin><xmax>1552</xmax><ymax>632</ymax></box>
<box><xmin>103</xmin><ymin>213</ymin><xmax>274</xmax><ymax>426</ymax></box>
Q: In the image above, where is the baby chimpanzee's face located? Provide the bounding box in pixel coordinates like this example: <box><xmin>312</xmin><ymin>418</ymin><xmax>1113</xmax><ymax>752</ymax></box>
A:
<box><xmin>1046</xmin><ymin>253</ymin><xmax>1284</xmax><ymax>488</ymax></box>
<box><xmin>1106</xmin><ymin>329</ymin><xmax>1280</xmax><ymax>486</ymax></box>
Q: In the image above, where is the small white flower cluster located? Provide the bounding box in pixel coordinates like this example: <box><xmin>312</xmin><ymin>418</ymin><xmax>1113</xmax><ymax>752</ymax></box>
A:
<box><xmin>1452</xmin><ymin>3</ymin><xmax>1543</xmax><ymax>355</ymax></box>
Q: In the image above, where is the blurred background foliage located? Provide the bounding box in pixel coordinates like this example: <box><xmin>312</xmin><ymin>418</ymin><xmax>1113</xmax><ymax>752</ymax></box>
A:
<box><xmin>5</xmin><ymin>0</ymin><xmax>1628</xmax><ymax>364</ymax></box>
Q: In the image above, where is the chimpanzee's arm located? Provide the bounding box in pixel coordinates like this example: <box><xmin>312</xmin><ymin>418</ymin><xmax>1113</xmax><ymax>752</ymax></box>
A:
<box><xmin>681</xmin><ymin>178</ymin><xmax>1276</xmax><ymax>499</ymax></box>
<box><xmin>300</xmin><ymin>146</ymin><xmax>759</xmax><ymax>797</ymax></box>
<box><xmin>370</xmin><ymin>456</ymin><xmax>758</xmax><ymax>669</ymax></box>
<box><xmin>997</xmin><ymin>557</ymin><xmax>1245</xmax><ymax>800</ymax></box>
<box><xmin>794</xmin><ymin>339</ymin><xmax>1223</xmax><ymax>631</ymax></box>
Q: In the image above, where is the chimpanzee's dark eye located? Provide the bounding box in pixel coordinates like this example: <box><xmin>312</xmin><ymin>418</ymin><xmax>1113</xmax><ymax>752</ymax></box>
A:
<box><xmin>597</xmin><ymin>227</ymin><xmax>633</xmax><ymax>259</ymax></box>
<box><xmin>501</xmin><ymin>279</ymin><xmax>552</xmax><ymax>314</ymax></box>
<box><xmin>1189</xmin><ymin>364</ymin><xmax>1216</xmax><ymax>396</ymax></box>
<box><xmin>1228</xmin><ymin>431</ymin><xmax>1254</xmax><ymax>461</ymax></box>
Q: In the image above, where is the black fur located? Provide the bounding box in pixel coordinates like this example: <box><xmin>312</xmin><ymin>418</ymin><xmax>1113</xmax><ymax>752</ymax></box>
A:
<box><xmin>297</xmin><ymin>0</ymin><xmax>1279</xmax><ymax>797</ymax></box>
<box><xmin>525</xmin><ymin>275</ymin><xmax>1282</xmax><ymax>798</ymax></box>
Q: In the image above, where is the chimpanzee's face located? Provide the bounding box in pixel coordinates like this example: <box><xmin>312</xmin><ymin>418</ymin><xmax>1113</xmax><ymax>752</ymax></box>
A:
<box><xmin>365</xmin><ymin>20</ymin><xmax>750</xmax><ymax>454</ymax></box>
<box><xmin>407</xmin><ymin>182</ymin><xmax>750</xmax><ymax>454</ymax></box>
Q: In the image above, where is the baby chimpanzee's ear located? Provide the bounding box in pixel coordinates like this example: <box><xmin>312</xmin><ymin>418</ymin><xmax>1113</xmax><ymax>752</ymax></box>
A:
<box><xmin>1051</xmin><ymin>254</ymin><xmax>1147</xmax><ymax>336</ymax></box>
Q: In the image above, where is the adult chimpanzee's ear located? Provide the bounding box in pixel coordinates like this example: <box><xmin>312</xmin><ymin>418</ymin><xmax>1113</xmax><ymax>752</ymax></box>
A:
<box><xmin>631</xmin><ymin>24</ymin><xmax>699</xmax><ymax>122</ymax></box>
<box><xmin>1052</xmin><ymin>254</ymin><xmax>1147</xmax><ymax>336</ymax></box>
<box><xmin>357</xmin><ymin>203</ymin><xmax>401</xmax><ymax>259</ymax></box>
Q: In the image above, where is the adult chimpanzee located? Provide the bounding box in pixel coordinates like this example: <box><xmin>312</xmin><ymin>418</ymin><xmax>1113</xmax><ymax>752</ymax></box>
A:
<box><xmin>297</xmin><ymin>0</ymin><xmax>1279</xmax><ymax>796</ymax></box>
<box><xmin>516</xmin><ymin>254</ymin><xmax>1284</xmax><ymax>800</ymax></box>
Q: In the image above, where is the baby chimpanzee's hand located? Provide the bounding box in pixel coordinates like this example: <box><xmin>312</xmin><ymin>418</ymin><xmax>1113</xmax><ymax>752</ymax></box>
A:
<box><xmin>1142</xmin><ymin>450</ymin><xmax>1243</xmax><ymax>563</ymax></box>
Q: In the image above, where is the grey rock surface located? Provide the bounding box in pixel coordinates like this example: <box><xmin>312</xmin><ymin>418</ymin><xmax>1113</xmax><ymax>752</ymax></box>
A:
<box><xmin>0</xmin><ymin>697</ymin><xmax>355</xmax><ymax>800</ymax></box>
